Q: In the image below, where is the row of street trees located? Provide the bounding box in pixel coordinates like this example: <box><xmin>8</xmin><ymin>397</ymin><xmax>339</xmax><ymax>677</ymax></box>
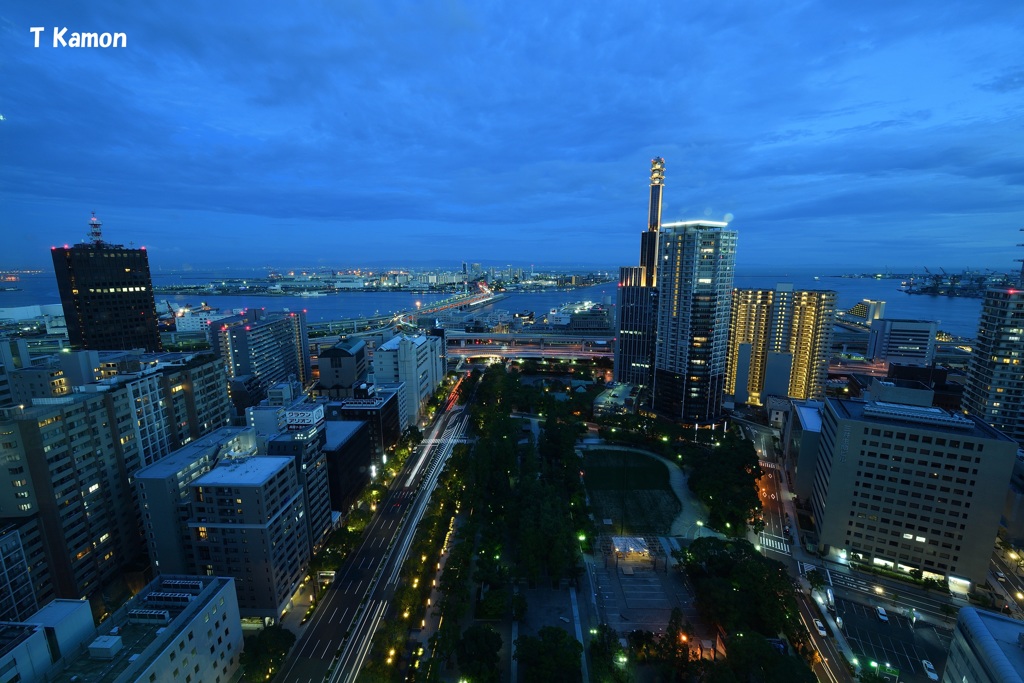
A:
<box><xmin>673</xmin><ymin>537</ymin><xmax>817</xmax><ymax>682</ymax></box>
<box><xmin>685</xmin><ymin>430</ymin><xmax>764</xmax><ymax>535</ymax></box>
<box><xmin>360</xmin><ymin>364</ymin><xmax>591</xmax><ymax>681</ymax></box>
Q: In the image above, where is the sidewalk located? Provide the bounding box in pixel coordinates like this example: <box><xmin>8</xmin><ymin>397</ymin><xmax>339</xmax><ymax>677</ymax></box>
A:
<box><xmin>279</xmin><ymin>575</ymin><xmax>319</xmax><ymax>640</ymax></box>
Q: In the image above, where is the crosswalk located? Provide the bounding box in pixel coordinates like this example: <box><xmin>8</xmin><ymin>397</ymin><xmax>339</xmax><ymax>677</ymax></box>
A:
<box><xmin>759</xmin><ymin>534</ymin><xmax>791</xmax><ymax>555</ymax></box>
<box><xmin>799</xmin><ymin>561</ymin><xmax>819</xmax><ymax>576</ymax></box>
<box><xmin>760</xmin><ymin>460</ymin><xmax>779</xmax><ymax>470</ymax></box>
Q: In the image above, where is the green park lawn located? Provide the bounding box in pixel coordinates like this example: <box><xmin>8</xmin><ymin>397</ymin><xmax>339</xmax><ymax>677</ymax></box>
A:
<box><xmin>583</xmin><ymin>449</ymin><xmax>681</xmax><ymax>535</ymax></box>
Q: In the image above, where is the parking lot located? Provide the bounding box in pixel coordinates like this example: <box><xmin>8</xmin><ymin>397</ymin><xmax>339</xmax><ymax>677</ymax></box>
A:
<box><xmin>837</xmin><ymin>597</ymin><xmax>950</xmax><ymax>681</ymax></box>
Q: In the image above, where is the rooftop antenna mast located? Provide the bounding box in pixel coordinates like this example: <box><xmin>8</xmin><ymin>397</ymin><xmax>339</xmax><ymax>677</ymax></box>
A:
<box><xmin>87</xmin><ymin>212</ymin><xmax>103</xmax><ymax>245</ymax></box>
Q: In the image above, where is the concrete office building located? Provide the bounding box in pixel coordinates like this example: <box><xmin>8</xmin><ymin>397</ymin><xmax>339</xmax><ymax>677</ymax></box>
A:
<box><xmin>652</xmin><ymin>220</ymin><xmax>737</xmax><ymax>424</ymax></box>
<box><xmin>209</xmin><ymin>309</ymin><xmax>310</xmax><ymax>416</ymax></box>
<box><xmin>964</xmin><ymin>287</ymin><xmax>1024</xmax><ymax>445</ymax></box>
<box><xmin>56</xmin><ymin>575</ymin><xmax>242</xmax><ymax>683</ymax></box>
<box><xmin>172</xmin><ymin>308</ymin><xmax>232</xmax><ymax>333</ymax></box>
<box><xmin>50</xmin><ymin>214</ymin><xmax>162</xmax><ymax>353</ymax></box>
<box><xmin>943</xmin><ymin>606</ymin><xmax>1024</xmax><ymax>683</ymax></box>
<box><xmin>373</xmin><ymin>381</ymin><xmax>411</xmax><ymax>433</ymax></box>
<box><xmin>135</xmin><ymin>428</ymin><xmax>256</xmax><ymax>576</ymax></box>
<box><xmin>782</xmin><ymin>400</ymin><xmax>826</xmax><ymax>504</ymax></box>
<box><xmin>372</xmin><ymin>333</ymin><xmax>443</xmax><ymax>426</ymax></box>
<box><xmin>867</xmin><ymin>318</ymin><xmax>938</xmax><ymax>366</ymax></box>
<box><xmin>189</xmin><ymin>457</ymin><xmax>309</xmax><ymax>620</ymax></box>
<box><xmin>727</xmin><ymin>285</ymin><xmax>836</xmax><ymax>405</ymax></box>
<box><xmin>812</xmin><ymin>391</ymin><xmax>1018</xmax><ymax>589</ymax></box>
<box><xmin>322</xmin><ymin>420</ymin><xmax>372</xmax><ymax>513</ymax></box>
<box><xmin>267</xmin><ymin>406</ymin><xmax>333</xmax><ymax>549</ymax></box>
<box><xmin>314</xmin><ymin>338</ymin><xmax>368</xmax><ymax>400</ymax></box>
<box><xmin>324</xmin><ymin>384</ymin><xmax>401</xmax><ymax>472</ymax></box>
<box><xmin>137</xmin><ymin>430</ymin><xmax>317</xmax><ymax>619</ymax></box>
<box><xmin>244</xmin><ymin>379</ymin><xmax>307</xmax><ymax>450</ymax></box>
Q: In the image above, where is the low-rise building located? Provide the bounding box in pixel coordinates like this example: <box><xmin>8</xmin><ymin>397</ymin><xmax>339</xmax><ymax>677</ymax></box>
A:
<box><xmin>0</xmin><ymin>599</ymin><xmax>93</xmax><ymax>683</ymax></box>
<box><xmin>54</xmin><ymin>575</ymin><xmax>242</xmax><ymax>683</ymax></box>
<box><xmin>944</xmin><ymin>606</ymin><xmax>1024</xmax><ymax>683</ymax></box>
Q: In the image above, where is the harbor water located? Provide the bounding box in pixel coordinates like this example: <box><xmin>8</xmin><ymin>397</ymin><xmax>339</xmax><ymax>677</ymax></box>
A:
<box><xmin>0</xmin><ymin>271</ymin><xmax>985</xmax><ymax>339</ymax></box>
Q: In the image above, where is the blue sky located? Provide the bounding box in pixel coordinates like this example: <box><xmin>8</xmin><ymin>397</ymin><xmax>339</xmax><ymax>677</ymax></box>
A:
<box><xmin>2</xmin><ymin>1</ymin><xmax>1023</xmax><ymax>272</ymax></box>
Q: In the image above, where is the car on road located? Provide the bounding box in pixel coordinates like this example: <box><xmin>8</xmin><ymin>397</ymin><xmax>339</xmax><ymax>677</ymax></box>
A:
<box><xmin>995</xmin><ymin>570</ymin><xmax>1006</xmax><ymax>582</ymax></box>
<box><xmin>813</xmin><ymin>619</ymin><xmax>827</xmax><ymax>637</ymax></box>
<box><xmin>875</xmin><ymin>606</ymin><xmax>889</xmax><ymax>622</ymax></box>
<box><xmin>921</xmin><ymin>659</ymin><xmax>938</xmax><ymax>681</ymax></box>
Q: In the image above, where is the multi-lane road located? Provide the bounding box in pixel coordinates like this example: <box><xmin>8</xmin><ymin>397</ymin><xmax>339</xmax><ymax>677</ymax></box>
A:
<box><xmin>278</xmin><ymin>405</ymin><xmax>470</xmax><ymax>683</ymax></box>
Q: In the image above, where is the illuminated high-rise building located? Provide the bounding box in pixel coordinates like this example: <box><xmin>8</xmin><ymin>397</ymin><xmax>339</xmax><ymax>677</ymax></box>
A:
<box><xmin>50</xmin><ymin>214</ymin><xmax>162</xmax><ymax>352</ymax></box>
<box><xmin>963</xmin><ymin>286</ymin><xmax>1024</xmax><ymax>445</ymax></box>
<box><xmin>727</xmin><ymin>285</ymin><xmax>836</xmax><ymax>404</ymax></box>
<box><xmin>614</xmin><ymin>157</ymin><xmax>664</xmax><ymax>387</ymax></box>
<box><xmin>652</xmin><ymin>221</ymin><xmax>737</xmax><ymax>424</ymax></box>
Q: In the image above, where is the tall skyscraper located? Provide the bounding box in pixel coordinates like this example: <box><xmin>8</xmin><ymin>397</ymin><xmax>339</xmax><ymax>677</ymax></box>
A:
<box><xmin>50</xmin><ymin>214</ymin><xmax>162</xmax><ymax>352</ymax></box>
<box><xmin>964</xmin><ymin>286</ymin><xmax>1024</xmax><ymax>445</ymax></box>
<box><xmin>727</xmin><ymin>285</ymin><xmax>836</xmax><ymax>404</ymax></box>
<box><xmin>614</xmin><ymin>157</ymin><xmax>664</xmax><ymax>387</ymax></box>
<box><xmin>652</xmin><ymin>220</ymin><xmax>737</xmax><ymax>424</ymax></box>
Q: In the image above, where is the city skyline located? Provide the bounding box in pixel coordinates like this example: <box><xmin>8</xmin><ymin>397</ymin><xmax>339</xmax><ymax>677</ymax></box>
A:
<box><xmin>3</xmin><ymin>2</ymin><xmax>1024</xmax><ymax>270</ymax></box>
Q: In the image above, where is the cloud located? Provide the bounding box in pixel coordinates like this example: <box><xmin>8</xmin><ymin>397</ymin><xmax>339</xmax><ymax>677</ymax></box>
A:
<box><xmin>1</xmin><ymin>1</ymin><xmax>1023</xmax><ymax>270</ymax></box>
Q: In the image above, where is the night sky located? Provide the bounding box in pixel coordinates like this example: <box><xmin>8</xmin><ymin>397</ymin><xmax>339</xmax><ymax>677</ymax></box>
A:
<box><xmin>2</xmin><ymin>2</ymin><xmax>1023</xmax><ymax>271</ymax></box>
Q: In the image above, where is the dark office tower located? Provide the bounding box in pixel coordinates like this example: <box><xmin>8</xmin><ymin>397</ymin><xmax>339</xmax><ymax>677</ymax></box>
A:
<box><xmin>50</xmin><ymin>214</ymin><xmax>162</xmax><ymax>352</ymax></box>
<box><xmin>652</xmin><ymin>221</ymin><xmax>737</xmax><ymax>425</ymax></box>
<box><xmin>963</xmin><ymin>286</ymin><xmax>1024</xmax><ymax>445</ymax></box>
<box><xmin>614</xmin><ymin>158</ymin><xmax>665</xmax><ymax>387</ymax></box>
<box><xmin>615</xmin><ymin>266</ymin><xmax>657</xmax><ymax>386</ymax></box>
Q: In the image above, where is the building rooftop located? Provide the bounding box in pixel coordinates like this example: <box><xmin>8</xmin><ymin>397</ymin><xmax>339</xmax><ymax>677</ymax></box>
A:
<box><xmin>28</xmin><ymin>599</ymin><xmax>92</xmax><ymax>626</ymax></box>
<box><xmin>660</xmin><ymin>220</ymin><xmax>731</xmax><ymax>229</ymax></box>
<box><xmin>135</xmin><ymin>427</ymin><xmax>254</xmax><ymax>479</ymax></box>
<box><xmin>336</xmin><ymin>395</ymin><xmax>390</xmax><ymax>409</ymax></box>
<box><xmin>322</xmin><ymin>338</ymin><xmax>365</xmax><ymax>356</ymax></box>
<box><xmin>958</xmin><ymin>607</ymin><xmax>1024</xmax><ymax>683</ymax></box>
<box><xmin>795</xmin><ymin>403</ymin><xmax>823</xmax><ymax>433</ymax></box>
<box><xmin>53</xmin><ymin>575</ymin><xmax>234</xmax><ymax>683</ymax></box>
<box><xmin>194</xmin><ymin>455</ymin><xmax>291</xmax><ymax>487</ymax></box>
<box><xmin>376</xmin><ymin>333</ymin><xmax>430</xmax><ymax>351</ymax></box>
<box><xmin>830</xmin><ymin>398</ymin><xmax>1016</xmax><ymax>442</ymax></box>
<box><xmin>324</xmin><ymin>420</ymin><xmax>366</xmax><ymax>449</ymax></box>
<box><xmin>0</xmin><ymin>623</ymin><xmax>35</xmax><ymax>659</ymax></box>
